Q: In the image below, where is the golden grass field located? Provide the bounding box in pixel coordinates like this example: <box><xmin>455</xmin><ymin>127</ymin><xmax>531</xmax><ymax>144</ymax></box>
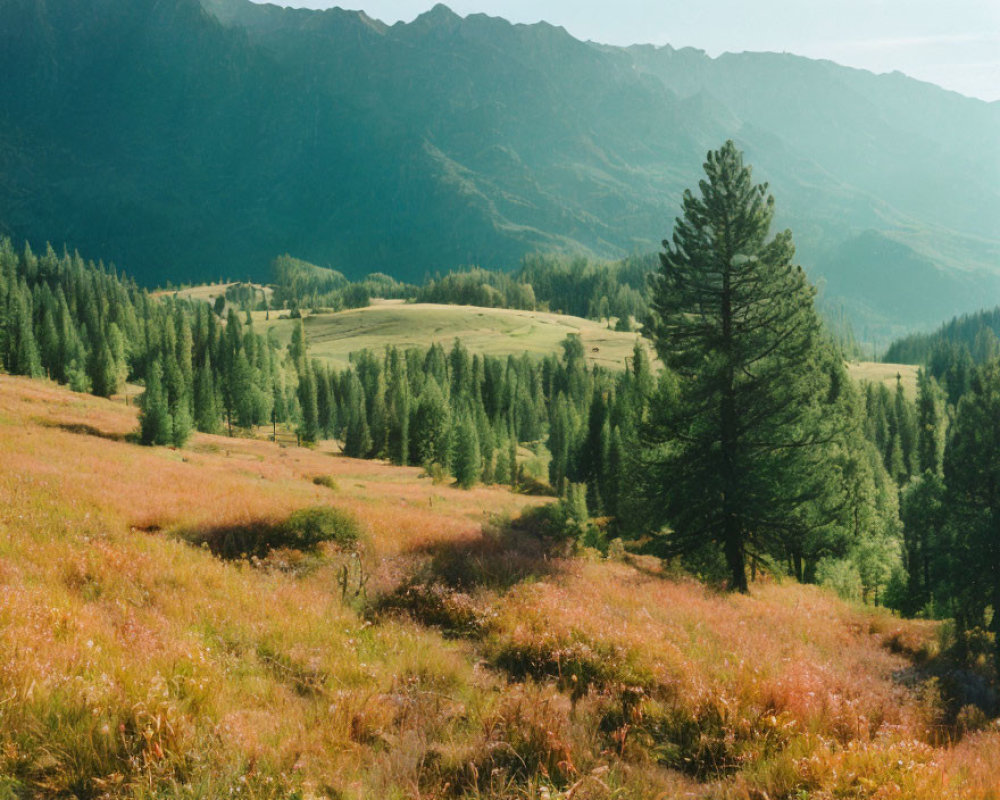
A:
<box><xmin>257</xmin><ymin>301</ymin><xmax>647</xmax><ymax>370</ymax></box>
<box><xmin>255</xmin><ymin>299</ymin><xmax>916</xmax><ymax>398</ymax></box>
<box><xmin>2</xmin><ymin>374</ymin><xmax>998</xmax><ymax>798</ymax></box>
<box><xmin>847</xmin><ymin>361</ymin><xmax>920</xmax><ymax>398</ymax></box>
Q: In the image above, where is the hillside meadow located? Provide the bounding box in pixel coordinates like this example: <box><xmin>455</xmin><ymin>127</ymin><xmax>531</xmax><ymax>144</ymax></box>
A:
<box><xmin>216</xmin><ymin>295</ymin><xmax>917</xmax><ymax>392</ymax></box>
<box><xmin>255</xmin><ymin>301</ymin><xmax>646</xmax><ymax>371</ymax></box>
<box><xmin>1</xmin><ymin>375</ymin><xmax>997</xmax><ymax>798</ymax></box>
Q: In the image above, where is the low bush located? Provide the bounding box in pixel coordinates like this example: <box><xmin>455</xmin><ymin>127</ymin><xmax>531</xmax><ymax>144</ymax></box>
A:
<box><xmin>180</xmin><ymin>505</ymin><xmax>363</xmax><ymax>559</ymax></box>
<box><xmin>312</xmin><ymin>474</ymin><xmax>339</xmax><ymax>490</ymax></box>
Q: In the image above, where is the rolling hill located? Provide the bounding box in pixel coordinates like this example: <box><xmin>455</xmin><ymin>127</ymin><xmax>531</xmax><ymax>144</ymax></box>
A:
<box><xmin>258</xmin><ymin>300</ymin><xmax>647</xmax><ymax>370</ymax></box>
<box><xmin>173</xmin><ymin>291</ymin><xmax>914</xmax><ymax>391</ymax></box>
<box><xmin>0</xmin><ymin>0</ymin><xmax>998</xmax><ymax>339</ymax></box>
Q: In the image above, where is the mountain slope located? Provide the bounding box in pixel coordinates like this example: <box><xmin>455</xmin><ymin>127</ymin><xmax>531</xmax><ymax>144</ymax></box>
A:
<box><xmin>1</xmin><ymin>0</ymin><xmax>998</xmax><ymax>337</ymax></box>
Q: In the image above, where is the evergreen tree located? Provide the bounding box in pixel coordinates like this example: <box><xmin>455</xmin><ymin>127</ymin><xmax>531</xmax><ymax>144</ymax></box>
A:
<box><xmin>171</xmin><ymin>387</ymin><xmax>193</xmax><ymax>447</ymax></box>
<box><xmin>899</xmin><ymin>472</ymin><xmax>948</xmax><ymax>615</ymax></box>
<box><xmin>453</xmin><ymin>412</ymin><xmax>481</xmax><ymax>489</ymax></box>
<box><xmin>641</xmin><ymin>141</ymin><xmax>839</xmax><ymax>592</ymax></box>
<box><xmin>139</xmin><ymin>359</ymin><xmax>172</xmax><ymax>446</ymax></box>
<box><xmin>315</xmin><ymin>362</ymin><xmax>335</xmax><ymax>439</ymax></box>
<box><xmin>606</xmin><ymin>425</ymin><xmax>625</xmax><ymax>519</ymax></box>
<box><xmin>943</xmin><ymin>359</ymin><xmax>1000</xmax><ymax>671</ymax></box>
<box><xmin>194</xmin><ymin>355</ymin><xmax>220</xmax><ymax>433</ymax></box>
<box><xmin>230</xmin><ymin>351</ymin><xmax>256</xmax><ymax>429</ymax></box>
<box><xmin>508</xmin><ymin>436</ymin><xmax>518</xmax><ymax>489</ymax></box>
<box><xmin>412</xmin><ymin>378</ymin><xmax>450</xmax><ymax>467</ymax></box>
<box><xmin>368</xmin><ymin>372</ymin><xmax>390</xmax><ymax>458</ymax></box>
<box><xmin>916</xmin><ymin>369</ymin><xmax>946</xmax><ymax>475</ymax></box>
<box><xmin>494</xmin><ymin>437</ymin><xmax>511</xmax><ymax>485</ymax></box>
<box><xmin>893</xmin><ymin>375</ymin><xmax>918</xmax><ymax>483</ymax></box>
<box><xmin>343</xmin><ymin>403</ymin><xmax>372</xmax><ymax>458</ymax></box>
<box><xmin>547</xmin><ymin>393</ymin><xmax>573</xmax><ymax>492</ymax></box>
<box><xmin>8</xmin><ymin>284</ymin><xmax>41</xmax><ymax>377</ymax></box>
<box><xmin>288</xmin><ymin>318</ymin><xmax>306</xmax><ymax>364</ymax></box>
<box><xmin>297</xmin><ymin>361</ymin><xmax>320</xmax><ymax>443</ymax></box>
<box><xmin>89</xmin><ymin>336</ymin><xmax>118</xmax><ymax>398</ymax></box>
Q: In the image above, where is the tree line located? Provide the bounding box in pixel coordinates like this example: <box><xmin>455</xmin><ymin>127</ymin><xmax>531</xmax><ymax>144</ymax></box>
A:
<box><xmin>873</xmin><ymin>345</ymin><xmax>1000</xmax><ymax>671</ymax></box>
<box><xmin>263</xmin><ymin>251</ymin><xmax>653</xmax><ymax>328</ymax></box>
<box><xmin>0</xmin><ymin>239</ymin><xmax>310</xmax><ymax>448</ymax></box>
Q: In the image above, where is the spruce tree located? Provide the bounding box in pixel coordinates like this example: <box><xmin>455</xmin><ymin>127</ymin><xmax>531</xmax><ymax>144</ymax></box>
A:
<box><xmin>893</xmin><ymin>376</ymin><xmax>918</xmax><ymax>482</ymax></box>
<box><xmin>387</xmin><ymin>348</ymin><xmax>411</xmax><ymax>466</ymax></box>
<box><xmin>642</xmin><ymin>141</ymin><xmax>838</xmax><ymax>592</ymax></box>
<box><xmin>507</xmin><ymin>436</ymin><xmax>518</xmax><ymax>489</ymax></box>
<box><xmin>89</xmin><ymin>337</ymin><xmax>118</xmax><ymax>398</ymax></box>
<box><xmin>943</xmin><ymin>359</ymin><xmax>1000</xmax><ymax>671</ymax></box>
<box><xmin>194</xmin><ymin>355</ymin><xmax>219</xmax><ymax>433</ymax></box>
<box><xmin>139</xmin><ymin>359</ymin><xmax>172</xmax><ymax>445</ymax></box>
<box><xmin>900</xmin><ymin>472</ymin><xmax>948</xmax><ymax>615</ymax></box>
<box><xmin>413</xmin><ymin>378</ymin><xmax>450</xmax><ymax>467</ymax></box>
<box><xmin>547</xmin><ymin>393</ymin><xmax>573</xmax><ymax>492</ymax></box>
<box><xmin>915</xmin><ymin>369</ymin><xmax>945</xmax><ymax>475</ymax></box>
<box><xmin>315</xmin><ymin>362</ymin><xmax>335</xmax><ymax>438</ymax></box>
<box><xmin>453</xmin><ymin>412</ymin><xmax>481</xmax><ymax>489</ymax></box>
<box><xmin>494</xmin><ymin>438</ymin><xmax>511</xmax><ymax>485</ymax></box>
<box><xmin>171</xmin><ymin>388</ymin><xmax>193</xmax><ymax>447</ymax></box>
<box><xmin>9</xmin><ymin>284</ymin><xmax>41</xmax><ymax>377</ymax></box>
<box><xmin>230</xmin><ymin>351</ymin><xmax>256</xmax><ymax>429</ymax></box>
<box><xmin>343</xmin><ymin>403</ymin><xmax>372</xmax><ymax>458</ymax></box>
<box><xmin>297</xmin><ymin>361</ymin><xmax>320</xmax><ymax>443</ymax></box>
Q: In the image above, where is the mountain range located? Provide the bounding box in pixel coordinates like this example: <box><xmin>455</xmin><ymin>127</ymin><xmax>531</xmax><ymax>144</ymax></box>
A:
<box><xmin>1</xmin><ymin>0</ymin><xmax>998</xmax><ymax>339</ymax></box>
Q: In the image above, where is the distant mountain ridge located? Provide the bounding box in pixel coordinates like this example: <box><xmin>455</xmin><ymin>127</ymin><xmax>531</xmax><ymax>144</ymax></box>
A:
<box><xmin>1</xmin><ymin>0</ymin><xmax>998</xmax><ymax>338</ymax></box>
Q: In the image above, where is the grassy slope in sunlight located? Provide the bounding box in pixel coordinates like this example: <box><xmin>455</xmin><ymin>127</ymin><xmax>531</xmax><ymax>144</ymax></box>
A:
<box><xmin>0</xmin><ymin>375</ymin><xmax>996</xmax><ymax>799</ymax></box>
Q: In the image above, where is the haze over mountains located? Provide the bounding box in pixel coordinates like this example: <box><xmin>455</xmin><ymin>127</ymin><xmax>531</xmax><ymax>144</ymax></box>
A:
<box><xmin>1</xmin><ymin>0</ymin><xmax>998</xmax><ymax>338</ymax></box>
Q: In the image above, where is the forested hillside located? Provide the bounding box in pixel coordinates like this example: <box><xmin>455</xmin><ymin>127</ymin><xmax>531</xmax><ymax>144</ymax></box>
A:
<box><xmin>1</xmin><ymin>0</ymin><xmax>997</xmax><ymax>339</ymax></box>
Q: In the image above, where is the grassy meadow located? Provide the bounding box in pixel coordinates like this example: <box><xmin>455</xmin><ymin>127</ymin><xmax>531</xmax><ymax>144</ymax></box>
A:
<box><xmin>249</xmin><ymin>297</ymin><xmax>914</xmax><ymax>396</ymax></box>
<box><xmin>1</xmin><ymin>374</ymin><xmax>998</xmax><ymax>798</ymax></box>
<box><xmin>256</xmin><ymin>301</ymin><xmax>647</xmax><ymax>371</ymax></box>
<box><xmin>846</xmin><ymin>361</ymin><xmax>920</xmax><ymax>398</ymax></box>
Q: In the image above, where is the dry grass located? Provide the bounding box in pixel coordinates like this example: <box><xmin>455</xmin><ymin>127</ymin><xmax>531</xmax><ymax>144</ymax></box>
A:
<box><xmin>1</xmin><ymin>375</ymin><xmax>998</xmax><ymax>799</ymax></box>
<box><xmin>255</xmin><ymin>300</ymin><xmax>647</xmax><ymax>371</ymax></box>
<box><xmin>847</xmin><ymin>361</ymin><xmax>920</xmax><ymax>398</ymax></box>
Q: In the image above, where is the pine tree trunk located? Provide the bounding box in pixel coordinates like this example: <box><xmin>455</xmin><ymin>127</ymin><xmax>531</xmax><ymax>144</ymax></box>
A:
<box><xmin>720</xmin><ymin>255</ymin><xmax>746</xmax><ymax>592</ymax></box>
<box><xmin>724</xmin><ymin>525</ymin><xmax>747</xmax><ymax>592</ymax></box>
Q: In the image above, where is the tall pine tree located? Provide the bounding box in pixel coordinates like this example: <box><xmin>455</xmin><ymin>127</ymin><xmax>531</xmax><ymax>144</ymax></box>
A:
<box><xmin>642</xmin><ymin>141</ymin><xmax>839</xmax><ymax>592</ymax></box>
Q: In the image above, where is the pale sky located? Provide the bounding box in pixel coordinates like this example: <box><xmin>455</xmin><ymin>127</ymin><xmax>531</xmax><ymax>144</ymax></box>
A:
<box><xmin>253</xmin><ymin>0</ymin><xmax>1000</xmax><ymax>101</ymax></box>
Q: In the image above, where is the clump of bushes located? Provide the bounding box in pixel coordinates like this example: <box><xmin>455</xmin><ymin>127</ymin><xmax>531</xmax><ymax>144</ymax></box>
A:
<box><xmin>514</xmin><ymin>484</ymin><xmax>608</xmax><ymax>553</ymax></box>
<box><xmin>485</xmin><ymin>630</ymin><xmax>653</xmax><ymax>702</ymax></box>
<box><xmin>181</xmin><ymin>505</ymin><xmax>363</xmax><ymax>560</ymax></box>
<box><xmin>312</xmin><ymin>474</ymin><xmax>339</xmax><ymax>490</ymax></box>
<box><xmin>375</xmin><ymin>583</ymin><xmax>487</xmax><ymax>637</ymax></box>
<box><xmin>283</xmin><ymin>506</ymin><xmax>361</xmax><ymax>548</ymax></box>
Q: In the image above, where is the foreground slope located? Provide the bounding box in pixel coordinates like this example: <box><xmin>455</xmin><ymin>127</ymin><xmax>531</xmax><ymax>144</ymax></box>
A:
<box><xmin>2</xmin><ymin>375</ymin><xmax>998</xmax><ymax>798</ymax></box>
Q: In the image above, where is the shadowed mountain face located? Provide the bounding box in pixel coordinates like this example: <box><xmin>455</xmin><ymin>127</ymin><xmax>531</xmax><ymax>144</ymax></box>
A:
<box><xmin>1</xmin><ymin>0</ymin><xmax>998</xmax><ymax>334</ymax></box>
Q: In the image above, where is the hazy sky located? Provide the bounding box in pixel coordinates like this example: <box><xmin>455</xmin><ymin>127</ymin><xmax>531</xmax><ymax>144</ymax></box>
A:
<box><xmin>254</xmin><ymin>0</ymin><xmax>1000</xmax><ymax>101</ymax></box>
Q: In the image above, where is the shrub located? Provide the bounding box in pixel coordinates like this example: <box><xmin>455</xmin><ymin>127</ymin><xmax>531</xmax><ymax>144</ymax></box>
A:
<box><xmin>282</xmin><ymin>506</ymin><xmax>362</xmax><ymax>549</ymax></box>
<box><xmin>816</xmin><ymin>557</ymin><xmax>862</xmax><ymax>602</ymax></box>
<box><xmin>181</xmin><ymin>505</ymin><xmax>363</xmax><ymax>559</ymax></box>
<box><xmin>312</xmin><ymin>474</ymin><xmax>339</xmax><ymax>490</ymax></box>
